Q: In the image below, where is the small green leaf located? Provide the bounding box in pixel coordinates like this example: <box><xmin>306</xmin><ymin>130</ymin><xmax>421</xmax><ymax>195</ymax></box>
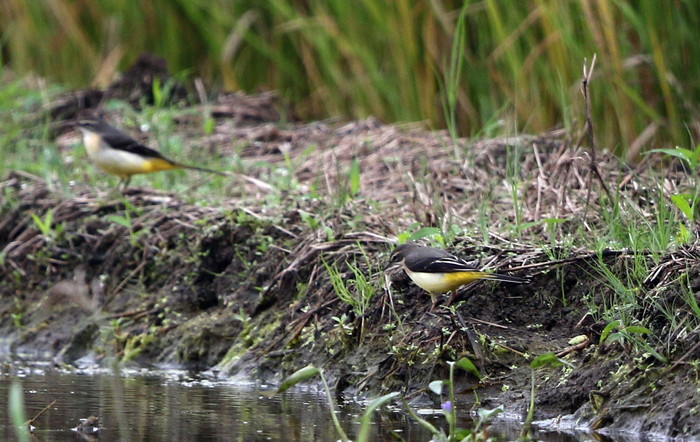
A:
<box><xmin>454</xmin><ymin>428</ymin><xmax>473</xmax><ymax>439</ymax></box>
<box><xmin>405</xmin><ymin>227</ymin><xmax>441</xmax><ymax>243</ymax></box>
<box><xmin>477</xmin><ymin>405</ymin><xmax>504</xmax><ymax>421</ymax></box>
<box><xmin>600</xmin><ymin>320</ymin><xmax>620</xmax><ymax>344</ymax></box>
<box><xmin>515</xmin><ymin>221</ymin><xmax>539</xmax><ymax>231</ymax></box>
<box><xmin>152</xmin><ymin>77</ymin><xmax>163</xmax><ymax>107</ymax></box>
<box><xmin>530</xmin><ymin>353</ymin><xmax>571</xmax><ymax>369</ymax></box>
<box><xmin>364</xmin><ymin>392</ymin><xmax>400</xmax><ymax>415</ymax></box>
<box><xmin>30</xmin><ymin>211</ymin><xmax>53</xmax><ymax>236</ymax></box>
<box><xmin>624</xmin><ymin>325</ymin><xmax>652</xmax><ymax>335</ymax></box>
<box><xmin>45</xmin><ymin>211</ymin><xmax>53</xmax><ymax>228</ymax></box>
<box><xmin>349</xmin><ymin>157</ymin><xmax>361</xmax><ymax>196</ymax></box>
<box><xmin>30</xmin><ymin>213</ymin><xmax>44</xmax><ymax>232</ymax></box>
<box><xmin>357</xmin><ymin>392</ymin><xmax>400</xmax><ymax>442</ymax></box>
<box><xmin>649</xmin><ymin>147</ymin><xmax>698</xmax><ymax>167</ymax></box>
<box><xmin>455</xmin><ymin>357</ymin><xmax>481</xmax><ymax>379</ymax></box>
<box><xmin>678</xmin><ymin>222</ymin><xmax>691</xmax><ymax>243</ymax></box>
<box><xmin>542</xmin><ymin>217</ymin><xmax>568</xmax><ymax>225</ymax></box>
<box><xmin>516</xmin><ymin>217</ymin><xmax>567</xmax><ymax>232</ymax></box>
<box><xmin>203</xmin><ymin>116</ymin><xmax>215</xmax><ymax>135</ymax></box>
<box><xmin>428</xmin><ymin>380</ymin><xmax>444</xmax><ymax>395</ymax></box>
<box><xmin>276</xmin><ymin>365</ymin><xmax>320</xmax><ymax>394</ymax></box>
<box><xmin>604</xmin><ymin>332</ymin><xmax>625</xmax><ymax>344</ymax></box>
<box><xmin>568</xmin><ymin>335</ymin><xmax>588</xmax><ymax>345</ymax></box>
<box><xmin>670</xmin><ymin>194</ymin><xmax>694</xmax><ymax>221</ymax></box>
<box><xmin>106</xmin><ymin>215</ymin><xmax>132</xmax><ymax>228</ymax></box>
<box><xmin>685</xmin><ymin>287</ymin><xmax>700</xmax><ymax>317</ymax></box>
<box><xmin>644</xmin><ymin>347</ymin><xmax>668</xmax><ymax>363</ymax></box>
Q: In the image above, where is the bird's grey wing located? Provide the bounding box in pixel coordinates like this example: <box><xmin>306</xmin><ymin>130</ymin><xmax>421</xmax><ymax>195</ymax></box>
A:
<box><xmin>406</xmin><ymin>255</ymin><xmax>477</xmax><ymax>273</ymax></box>
<box><xmin>102</xmin><ymin>129</ymin><xmax>168</xmax><ymax>160</ymax></box>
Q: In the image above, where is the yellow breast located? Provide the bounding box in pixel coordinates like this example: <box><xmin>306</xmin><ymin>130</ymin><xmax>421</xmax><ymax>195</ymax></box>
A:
<box><xmin>404</xmin><ymin>268</ymin><xmax>489</xmax><ymax>293</ymax></box>
<box><xmin>81</xmin><ymin>132</ymin><xmax>178</xmax><ymax>178</ymax></box>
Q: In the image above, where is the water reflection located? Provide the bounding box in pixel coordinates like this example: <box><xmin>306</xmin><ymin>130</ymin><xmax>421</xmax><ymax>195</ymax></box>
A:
<box><xmin>0</xmin><ymin>364</ymin><xmax>598</xmax><ymax>441</ymax></box>
<box><xmin>1</xmin><ymin>365</ymin><xmax>437</xmax><ymax>441</ymax></box>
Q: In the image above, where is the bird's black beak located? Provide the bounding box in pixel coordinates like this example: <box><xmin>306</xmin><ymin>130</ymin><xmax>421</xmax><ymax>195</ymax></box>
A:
<box><xmin>385</xmin><ymin>247</ymin><xmax>400</xmax><ymax>270</ymax></box>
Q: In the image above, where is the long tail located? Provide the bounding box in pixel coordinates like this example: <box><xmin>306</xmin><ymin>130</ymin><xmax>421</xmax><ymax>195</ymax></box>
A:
<box><xmin>180</xmin><ymin>163</ymin><xmax>275</xmax><ymax>192</ymax></box>
<box><xmin>180</xmin><ymin>163</ymin><xmax>228</xmax><ymax>176</ymax></box>
<box><xmin>482</xmin><ymin>273</ymin><xmax>530</xmax><ymax>284</ymax></box>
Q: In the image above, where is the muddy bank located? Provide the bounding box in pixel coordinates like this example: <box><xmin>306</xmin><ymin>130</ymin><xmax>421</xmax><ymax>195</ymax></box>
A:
<box><xmin>3</xmin><ymin>90</ymin><xmax>700</xmax><ymax>438</ymax></box>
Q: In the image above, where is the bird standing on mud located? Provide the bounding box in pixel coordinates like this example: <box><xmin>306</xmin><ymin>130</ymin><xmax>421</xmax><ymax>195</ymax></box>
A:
<box><xmin>388</xmin><ymin>243</ymin><xmax>529</xmax><ymax>309</ymax></box>
<box><xmin>76</xmin><ymin>117</ymin><xmax>224</xmax><ymax>190</ymax></box>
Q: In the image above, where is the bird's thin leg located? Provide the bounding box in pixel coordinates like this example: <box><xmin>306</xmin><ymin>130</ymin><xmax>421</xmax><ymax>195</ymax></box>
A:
<box><xmin>446</xmin><ymin>290</ymin><xmax>458</xmax><ymax>307</ymax></box>
<box><xmin>120</xmin><ymin>176</ymin><xmax>131</xmax><ymax>192</ymax></box>
<box><xmin>429</xmin><ymin>292</ymin><xmax>440</xmax><ymax>312</ymax></box>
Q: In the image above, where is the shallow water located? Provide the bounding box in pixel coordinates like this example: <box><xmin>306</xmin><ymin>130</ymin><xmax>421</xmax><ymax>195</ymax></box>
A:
<box><xmin>0</xmin><ymin>363</ymin><xmax>592</xmax><ymax>441</ymax></box>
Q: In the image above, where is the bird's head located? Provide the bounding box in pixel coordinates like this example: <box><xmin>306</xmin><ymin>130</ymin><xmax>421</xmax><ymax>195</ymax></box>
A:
<box><xmin>388</xmin><ymin>243</ymin><xmax>416</xmax><ymax>268</ymax></box>
<box><xmin>76</xmin><ymin>116</ymin><xmax>110</xmax><ymax>135</ymax></box>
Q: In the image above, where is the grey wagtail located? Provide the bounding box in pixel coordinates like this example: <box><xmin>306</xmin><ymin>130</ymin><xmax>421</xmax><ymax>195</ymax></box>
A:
<box><xmin>389</xmin><ymin>243</ymin><xmax>529</xmax><ymax>308</ymax></box>
<box><xmin>77</xmin><ymin>118</ymin><xmax>224</xmax><ymax>189</ymax></box>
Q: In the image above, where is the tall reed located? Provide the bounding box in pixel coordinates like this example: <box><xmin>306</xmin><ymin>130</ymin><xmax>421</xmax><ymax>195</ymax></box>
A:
<box><xmin>1</xmin><ymin>0</ymin><xmax>697</xmax><ymax>155</ymax></box>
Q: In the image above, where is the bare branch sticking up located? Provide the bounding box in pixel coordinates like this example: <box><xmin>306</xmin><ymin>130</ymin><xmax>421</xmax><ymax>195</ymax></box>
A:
<box><xmin>580</xmin><ymin>55</ymin><xmax>612</xmax><ymax>221</ymax></box>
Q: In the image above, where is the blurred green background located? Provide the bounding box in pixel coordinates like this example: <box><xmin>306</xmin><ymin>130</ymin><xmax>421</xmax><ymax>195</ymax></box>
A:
<box><xmin>1</xmin><ymin>0</ymin><xmax>698</xmax><ymax>158</ymax></box>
